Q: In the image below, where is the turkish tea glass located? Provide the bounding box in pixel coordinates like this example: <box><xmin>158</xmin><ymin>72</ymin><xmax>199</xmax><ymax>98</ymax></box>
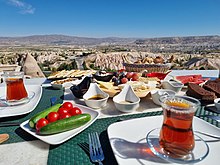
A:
<box><xmin>3</xmin><ymin>71</ymin><xmax>28</xmax><ymax>104</ymax></box>
<box><xmin>159</xmin><ymin>95</ymin><xmax>200</xmax><ymax>158</ymax></box>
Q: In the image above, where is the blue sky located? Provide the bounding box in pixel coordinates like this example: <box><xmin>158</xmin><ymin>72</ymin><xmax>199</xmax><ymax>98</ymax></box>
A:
<box><xmin>0</xmin><ymin>0</ymin><xmax>220</xmax><ymax>38</ymax></box>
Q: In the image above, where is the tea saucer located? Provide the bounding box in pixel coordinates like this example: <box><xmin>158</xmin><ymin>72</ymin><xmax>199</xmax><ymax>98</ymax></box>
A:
<box><xmin>0</xmin><ymin>91</ymin><xmax>35</xmax><ymax>107</ymax></box>
<box><xmin>146</xmin><ymin>128</ymin><xmax>209</xmax><ymax>164</ymax></box>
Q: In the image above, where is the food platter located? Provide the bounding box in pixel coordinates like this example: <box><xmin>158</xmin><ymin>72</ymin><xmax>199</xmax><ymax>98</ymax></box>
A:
<box><xmin>100</xmin><ymin>87</ymin><xmax>155</xmax><ymax>98</ymax></box>
<box><xmin>100</xmin><ymin>86</ymin><xmax>120</xmax><ymax>97</ymax></box>
<box><xmin>164</xmin><ymin>74</ymin><xmax>209</xmax><ymax>87</ymax></box>
<box><xmin>48</xmin><ymin>70</ymin><xmax>95</xmax><ymax>80</ymax></box>
<box><xmin>20</xmin><ymin>103</ymin><xmax>99</xmax><ymax>145</ymax></box>
<box><xmin>98</xmin><ymin>81</ymin><xmax>157</xmax><ymax>98</ymax></box>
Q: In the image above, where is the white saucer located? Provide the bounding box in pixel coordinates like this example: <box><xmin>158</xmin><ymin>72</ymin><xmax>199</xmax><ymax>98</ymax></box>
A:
<box><xmin>0</xmin><ymin>91</ymin><xmax>35</xmax><ymax>106</ymax></box>
<box><xmin>146</xmin><ymin>128</ymin><xmax>209</xmax><ymax>164</ymax></box>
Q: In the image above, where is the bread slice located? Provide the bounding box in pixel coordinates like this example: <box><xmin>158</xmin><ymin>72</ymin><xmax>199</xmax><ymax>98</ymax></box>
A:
<box><xmin>186</xmin><ymin>83</ymin><xmax>216</xmax><ymax>104</ymax></box>
<box><xmin>203</xmin><ymin>80</ymin><xmax>220</xmax><ymax>97</ymax></box>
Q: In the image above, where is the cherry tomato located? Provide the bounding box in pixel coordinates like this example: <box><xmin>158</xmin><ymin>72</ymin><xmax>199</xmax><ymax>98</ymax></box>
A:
<box><xmin>47</xmin><ymin>112</ymin><xmax>59</xmax><ymax>123</ymax></box>
<box><xmin>36</xmin><ymin>118</ymin><xmax>49</xmax><ymax>131</ymax></box>
<box><xmin>59</xmin><ymin>113</ymin><xmax>71</xmax><ymax>119</ymax></box>
<box><xmin>69</xmin><ymin>107</ymin><xmax>82</xmax><ymax>116</ymax></box>
<box><xmin>126</xmin><ymin>72</ymin><xmax>133</xmax><ymax>79</ymax></box>
<box><xmin>57</xmin><ymin>107</ymin><xmax>69</xmax><ymax>115</ymax></box>
<box><xmin>62</xmin><ymin>102</ymin><xmax>73</xmax><ymax>110</ymax></box>
<box><xmin>121</xmin><ymin>77</ymin><xmax>128</xmax><ymax>84</ymax></box>
<box><xmin>131</xmin><ymin>73</ymin><xmax>139</xmax><ymax>81</ymax></box>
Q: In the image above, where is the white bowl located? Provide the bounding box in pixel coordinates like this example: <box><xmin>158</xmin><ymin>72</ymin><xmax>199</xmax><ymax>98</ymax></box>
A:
<box><xmin>151</xmin><ymin>89</ymin><xmax>176</xmax><ymax>106</ymax></box>
<box><xmin>113</xmin><ymin>84</ymin><xmax>140</xmax><ymax>113</ymax></box>
<box><xmin>214</xmin><ymin>98</ymin><xmax>220</xmax><ymax>110</ymax></box>
<box><xmin>83</xmin><ymin>83</ymin><xmax>109</xmax><ymax>109</ymax></box>
<box><xmin>161</xmin><ymin>80</ymin><xmax>184</xmax><ymax>93</ymax></box>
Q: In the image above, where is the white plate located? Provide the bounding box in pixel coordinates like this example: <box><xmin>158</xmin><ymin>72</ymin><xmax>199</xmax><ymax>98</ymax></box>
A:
<box><xmin>107</xmin><ymin>115</ymin><xmax>220</xmax><ymax>165</ymax></box>
<box><xmin>51</xmin><ymin>78</ymin><xmax>83</xmax><ymax>89</ymax></box>
<box><xmin>51</xmin><ymin>81</ymin><xmax>72</xmax><ymax>89</ymax></box>
<box><xmin>0</xmin><ymin>85</ymin><xmax>42</xmax><ymax>118</ymax></box>
<box><xmin>20</xmin><ymin>104</ymin><xmax>99</xmax><ymax>145</ymax></box>
<box><xmin>164</xmin><ymin>74</ymin><xmax>209</xmax><ymax>87</ymax></box>
<box><xmin>70</xmin><ymin>78</ymin><xmax>83</xmax><ymax>85</ymax></box>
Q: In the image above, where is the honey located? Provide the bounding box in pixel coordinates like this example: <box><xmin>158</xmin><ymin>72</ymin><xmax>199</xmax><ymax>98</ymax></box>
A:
<box><xmin>87</xmin><ymin>94</ymin><xmax>105</xmax><ymax>100</ymax></box>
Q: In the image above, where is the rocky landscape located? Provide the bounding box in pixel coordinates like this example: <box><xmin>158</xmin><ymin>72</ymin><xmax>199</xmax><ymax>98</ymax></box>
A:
<box><xmin>0</xmin><ymin>35</ymin><xmax>220</xmax><ymax>77</ymax></box>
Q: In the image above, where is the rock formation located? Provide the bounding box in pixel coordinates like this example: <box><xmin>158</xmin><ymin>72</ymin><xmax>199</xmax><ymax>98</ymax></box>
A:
<box><xmin>184</xmin><ymin>57</ymin><xmax>220</xmax><ymax>70</ymax></box>
<box><xmin>23</xmin><ymin>54</ymin><xmax>45</xmax><ymax>78</ymax></box>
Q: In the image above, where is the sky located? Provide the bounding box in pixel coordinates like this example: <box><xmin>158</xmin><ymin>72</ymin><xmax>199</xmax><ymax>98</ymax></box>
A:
<box><xmin>0</xmin><ymin>0</ymin><xmax>220</xmax><ymax>38</ymax></box>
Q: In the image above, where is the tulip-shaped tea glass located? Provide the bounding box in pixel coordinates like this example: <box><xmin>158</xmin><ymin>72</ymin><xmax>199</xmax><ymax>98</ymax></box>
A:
<box><xmin>159</xmin><ymin>95</ymin><xmax>201</xmax><ymax>158</ymax></box>
<box><xmin>2</xmin><ymin>71</ymin><xmax>28</xmax><ymax>105</ymax></box>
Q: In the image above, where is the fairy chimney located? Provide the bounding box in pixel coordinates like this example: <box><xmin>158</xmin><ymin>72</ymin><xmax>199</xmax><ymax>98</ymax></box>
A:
<box><xmin>23</xmin><ymin>54</ymin><xmax>45</xmax><ymax>78</ymax></box>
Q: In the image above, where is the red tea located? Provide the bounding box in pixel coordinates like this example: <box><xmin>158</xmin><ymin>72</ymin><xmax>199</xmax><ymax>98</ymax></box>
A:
<box><xmin>159</xmin><ymin>100</ymin><xmax>195</xmax><ymax>157</ymax></box>
<box><xmin>6</xmin><ymin>78</ymin><xmax>28</xmax><ymax>101</ymax></box>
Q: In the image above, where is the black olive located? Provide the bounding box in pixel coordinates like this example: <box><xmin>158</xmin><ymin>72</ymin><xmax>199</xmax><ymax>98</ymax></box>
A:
<box><xmin>113</xmin><ymin>72</ymin><xmax>119</xmax><ymax>77</ymax></box>
<box><xmin>112</xmin><ymin>77</ymin><xmax>117</xmax><ymax>83</ymax></box>
<box><xmin>119</xmin><ymin>72</ymin><xmax>126</xmax><ymax>79</ymax></box>
<box><xmin>114</xmin><ymin>79</ymin><xmax>121</xmax><ymax>86</ymax></box>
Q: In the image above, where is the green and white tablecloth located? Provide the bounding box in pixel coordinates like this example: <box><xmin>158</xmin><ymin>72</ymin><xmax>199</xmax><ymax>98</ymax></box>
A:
<box><xmin>0</xmin><ymin>86</ymin><xmax>220</xmax><ymax>165</ymax></box>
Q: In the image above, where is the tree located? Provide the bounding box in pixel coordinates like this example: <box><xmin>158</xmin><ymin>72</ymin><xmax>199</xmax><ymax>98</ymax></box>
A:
<box><xmin>70</xmin><ymin>60</ymin><xmax>78</xmax><ymax>69</ymax></box>
<box><xmin>57</xmin><ymin>63</ymin><xmax>69</xmax><ymax>71</ymax></box>
<box><xmin>57</xmin><ymin>60</ymin><xmax>78</xmax><ymax>71</ymax></box>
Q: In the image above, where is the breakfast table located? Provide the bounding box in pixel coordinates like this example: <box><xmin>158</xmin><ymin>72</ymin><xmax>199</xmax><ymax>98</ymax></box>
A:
<box><xmin>0</xmin><ymin>70</ymin><xmax>220</xmax><ymax>165</ymax></box>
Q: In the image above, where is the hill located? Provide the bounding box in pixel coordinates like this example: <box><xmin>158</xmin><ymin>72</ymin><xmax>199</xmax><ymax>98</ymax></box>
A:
<box><xmin>0</xmin><ymin>35</ymin><xmax>220</xmax><ymax>46</ymax></box>
<box><xmin>0</xmin><ymin>35</ymin><xmax>136</xmax><ymax>46</ymax></box>
<box><xmin>135</xmin><ymin>35</ymin><xmax>220</xmax><ymax>45</ymax></box>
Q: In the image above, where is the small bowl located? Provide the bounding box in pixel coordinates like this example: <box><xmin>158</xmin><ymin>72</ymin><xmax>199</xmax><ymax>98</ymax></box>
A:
<box><xmin>83</xmin><ymin>83</ymin><xmax>109</xmax><ymax>109</ymax></box>
<box><xmin>161</xmin><ymin>80</ymin><xmax>184</xmax><ymax>93</ymax></box>
<box><xmin>214</xmin><ymin>98</ymin><xmax>220</xmax><ymax>110</ymax></box>
<box><xmin>113</xmin><ymin>84</ymin><xmax>140</xmax><ymax>113</ymax></box>
<box><xmin>151</xmin><ymin>89</ymin><xmax>176</xmax><ymax>105</ymax></box>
